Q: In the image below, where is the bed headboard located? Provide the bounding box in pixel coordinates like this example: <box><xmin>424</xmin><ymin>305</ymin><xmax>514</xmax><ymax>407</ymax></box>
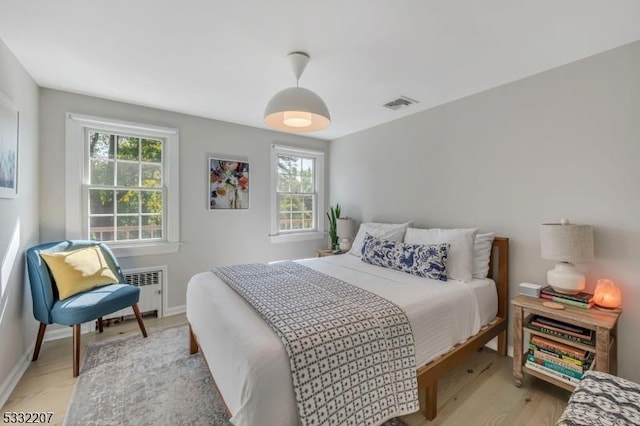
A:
<box><xmin>487</xmin><ymin>237</ymin><xmax>509</xmax><ymax>321</ymax></box>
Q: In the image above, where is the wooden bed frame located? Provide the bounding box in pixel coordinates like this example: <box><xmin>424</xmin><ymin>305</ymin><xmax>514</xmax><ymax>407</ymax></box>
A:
<box><xmin>416</xmin><ymin>236</ymin><xmax>509</xmax><ymax>420</ymax></box>
<box><xmin>189</xmin><ymin>236</ymin><xmax>509</xmax><ymax>422</ymax></box>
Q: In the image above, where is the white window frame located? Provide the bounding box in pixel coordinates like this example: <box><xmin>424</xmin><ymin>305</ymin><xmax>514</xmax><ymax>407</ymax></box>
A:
<box><xmin>65</xmin><ymin>113</ymin><xmax>180</xmax><ymax>257</ymax></box>
<box><xmin>270</xmin><ymin>144</ymin><xmax>325</xmax><ymax>244</ymax></box>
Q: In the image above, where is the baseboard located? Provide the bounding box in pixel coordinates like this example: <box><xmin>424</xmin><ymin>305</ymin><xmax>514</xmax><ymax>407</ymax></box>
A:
<box><xmin>43</xmin><ymin>326</ymin><xmax>72</xmax><ymax>342</ymax></box>
<box><xmin>43</xmin><ymin>323</ymin><xmax>94</xmax><ymax>342</ymax></box>
<box><xmin>485</xmin><ymin>337</ymin><xmax>514</xmax><ymax>358</ymax></box>
<box><xmin>163</xmin><ymin>305</ymin><xmax>186</xmax><ymax>317</ymax></box>
<box><xmin>2</xmin><ymin>323</ymin><xmax>95</xmax><ymax>405</ymax></box>
<box><xmin>39</xmin><ymin>306</ymin><xmax>186</xmax><ymax>342</ymax></box>
<box><xmin>0</xmin><ymin>341</ymin><xmax>33</xmax><ymax>408</ymax></box>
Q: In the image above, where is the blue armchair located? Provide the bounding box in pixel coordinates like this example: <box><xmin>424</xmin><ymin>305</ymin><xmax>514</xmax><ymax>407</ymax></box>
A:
<box><xmin>26</xmin><ymin>240</ymin><xmax>147</xmax><ymax>377</ymax></box>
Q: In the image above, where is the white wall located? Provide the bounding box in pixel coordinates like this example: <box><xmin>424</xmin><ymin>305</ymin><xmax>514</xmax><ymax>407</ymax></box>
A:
<box><xmin>39</xmin><ymin>89</ymin><xmax>329</xmax><ymax>311</ymax></box>
<box><xmin>0</xmin><ymin>39</ymin><xmax>40</xmax><ymax>404</ymax></box>
<box><xmin>330</xmin><ymin>41</ymin><xmax>640</xmax><ymax>382</ymax></box>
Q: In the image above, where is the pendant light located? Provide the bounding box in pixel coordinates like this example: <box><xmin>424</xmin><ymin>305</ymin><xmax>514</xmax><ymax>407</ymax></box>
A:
<box><xmin>264</xmin><ymin>51</ymin><xmax>331</xmax><ymax>133</ymax></box>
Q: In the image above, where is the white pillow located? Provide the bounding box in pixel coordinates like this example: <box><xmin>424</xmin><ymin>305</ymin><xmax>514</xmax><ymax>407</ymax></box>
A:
<box><xmin>473</xmin><ymin>233</ymin><xmax>495</xmax><ymax>279</ymax></box>
<box><xmin>348</xmin><ymin>222</ymin><xmax>411</xmax><ymax>256</ymax></box>
<box><xmin>404</xmin><ymin>228</ymin><xmax>478</xmax><ymax>282</ymax></box>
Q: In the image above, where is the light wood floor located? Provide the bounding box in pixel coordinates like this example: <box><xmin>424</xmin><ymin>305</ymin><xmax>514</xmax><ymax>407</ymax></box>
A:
<box><xmin>2</xmin><ymin>315</ymin><xmax>569</xmax><ymax>426</ymax></box>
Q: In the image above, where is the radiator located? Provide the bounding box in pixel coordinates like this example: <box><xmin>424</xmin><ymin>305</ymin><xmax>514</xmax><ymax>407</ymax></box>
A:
<box><xmin>103</xmin><ymin>266</ymin><xmax>164</xmax><ymax>319</ymax></box>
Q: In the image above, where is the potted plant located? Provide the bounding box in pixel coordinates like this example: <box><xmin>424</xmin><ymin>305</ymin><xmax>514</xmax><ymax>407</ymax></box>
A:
<box><xmin>326</xmin><ymin>204</ymin><xmax>341</xmax><ymax>251</ymax></box>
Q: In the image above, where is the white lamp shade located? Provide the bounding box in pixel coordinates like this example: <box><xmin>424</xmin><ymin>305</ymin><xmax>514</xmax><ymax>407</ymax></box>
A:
<box><xmin>540</xmin><ymin>222</ymin><xmax>594</xmax><ymax>263</ymax></box>
<box><xmin>540</xmin><ymin>220</ymin><xmax>594</xmax><ymax>294</ymax></box>
<box><xmin>264</xmin><ymin>87</ymin><xmax>331</xmax><ymax>133</ymax></box>
<box><xmin>336</xmin><ymin>217</ymin><xmax>355</xmax><ymax>252</ymax></box>
<box><xmin>336</xmin><ymin>218</ymin><xmax>355</xmax><ymax>238</ymax></box>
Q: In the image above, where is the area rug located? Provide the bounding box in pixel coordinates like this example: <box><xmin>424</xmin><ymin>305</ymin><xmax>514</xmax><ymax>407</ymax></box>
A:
<box><xmin>65</xmin><ymin>325</ymin><xmax>408</xmax><ymax>426</ymax></box>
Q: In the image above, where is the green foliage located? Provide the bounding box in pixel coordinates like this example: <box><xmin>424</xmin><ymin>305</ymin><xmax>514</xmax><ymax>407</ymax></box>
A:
<box><xmin>277</xmin><ymin>155</ymin><xmax>315</xmax><ymax>231</ymax></box>
<box><xmin>326</xmin><ymin>204</ymin><xmax>341</xmax><ymax>250</ymax></box>
<box><xmin>87</xmin><ymin>131</ymin><xmax>164</xmax><ymax>242</ymax></box>
<box><xmin>117</xmin><ymin>136</ymin><xmax>139</xmax><ymax>160</ymax></box>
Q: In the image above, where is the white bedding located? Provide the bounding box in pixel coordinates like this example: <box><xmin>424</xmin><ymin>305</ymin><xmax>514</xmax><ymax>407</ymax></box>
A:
<box><xmin>186</xmin><ymin>254</ymin><xmax>497</xmax><ymax>426</ymax></box>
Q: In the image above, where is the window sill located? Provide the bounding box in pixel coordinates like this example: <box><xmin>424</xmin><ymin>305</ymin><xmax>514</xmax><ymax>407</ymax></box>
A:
<box><xmin>269</xmin><ymin>232</ymin><xmax>325</xmax><ymax>244</ymax></box>
<box><xmin>109</xmin><ymin>242</ymin><xmax>182</xmax><ymax>258</ymax></box>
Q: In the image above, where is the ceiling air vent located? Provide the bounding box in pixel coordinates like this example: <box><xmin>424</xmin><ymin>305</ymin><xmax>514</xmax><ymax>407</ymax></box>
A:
<box><xmin>382</xmin><ymin>95</ymin><xmax>419</xmax><ymax>110</ymax></box>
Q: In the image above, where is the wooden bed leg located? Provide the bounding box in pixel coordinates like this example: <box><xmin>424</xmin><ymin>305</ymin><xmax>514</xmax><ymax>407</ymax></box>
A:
<box><xmin>497</xmin><ymin>329</ymin><xmax>507</xmax><ymax>356</ymax></box>
<box><xmin>423</xmin><ymin>382</ymin><xmax>438</xmax><ymax>421</ymax></box>
<box><xmin>189</xmin><ymin>324</ymin><xmax>199</xmax><ymax>354</ymax></box>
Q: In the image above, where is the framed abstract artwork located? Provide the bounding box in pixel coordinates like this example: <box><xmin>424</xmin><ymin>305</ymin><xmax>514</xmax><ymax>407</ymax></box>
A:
<box><xmin>0</xmin><ymin>92</ymin><xmax>18</xmax><ymax>199</ymax></box>
<box><xmin>208</xmin><ymin>157</ymin><xmax>249</xmax><ymax>210</ymax></box>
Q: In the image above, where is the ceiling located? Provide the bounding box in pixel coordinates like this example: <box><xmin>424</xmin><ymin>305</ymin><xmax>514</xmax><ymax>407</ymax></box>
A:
<box><xmin>1</xmin><ymin>1</ymin><xmax>639</xmax><ymax>140</ymax></box>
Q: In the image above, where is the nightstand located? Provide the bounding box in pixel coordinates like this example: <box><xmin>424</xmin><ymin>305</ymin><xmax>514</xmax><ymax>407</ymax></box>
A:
<box><xmin>316</xmin><ymin>249</ymin><xmax>345</xmax><ymax>257</ymax></box>
<box><xmin>512</xmin><ymin>295</ymin><xmax>621</xmax><ymax>392</ymax></box>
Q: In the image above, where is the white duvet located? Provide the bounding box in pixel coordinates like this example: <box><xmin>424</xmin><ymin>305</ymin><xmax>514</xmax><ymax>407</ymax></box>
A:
<box><xmin>186</xmin><ymin>254</ymin><xmax>497</xmax><ymax>426</ymax></box>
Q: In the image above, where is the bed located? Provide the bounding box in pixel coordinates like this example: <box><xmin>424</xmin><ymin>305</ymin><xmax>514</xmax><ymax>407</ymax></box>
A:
<box><xmin>187</xmin><ymin>237</ymin><xmax>508</xmax><ymax>425</ymax></box>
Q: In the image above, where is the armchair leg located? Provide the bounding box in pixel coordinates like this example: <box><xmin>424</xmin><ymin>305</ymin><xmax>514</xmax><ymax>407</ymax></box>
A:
<box><xmin>73</xmin><ymin>324</ymin><xmax>81</xmax><ymax>377</ymax></box>
<box><xmin>132</xmin><ymin>303</ymin><xmax>148</xmax><ymax>338</ymax></box>
<box><xmin>32</xmin><ymin>323</ymin><xmax>47</xmax><ymax>361</ymax></box>
<box><xmin>97</xmin><ymin>317</ymin><xmax>104</xmax><ymax>333</ymax></box>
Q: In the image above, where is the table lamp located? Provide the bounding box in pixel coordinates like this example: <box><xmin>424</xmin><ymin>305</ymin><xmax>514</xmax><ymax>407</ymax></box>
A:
<box><xmin>336</xmin><ymin>218</ymin><xmax>355</xmax><ymax>252</ymax></box>
<box><xmin>540</xmin><ymin>219</ymin><xmax>594</xmax><ymax>294</ymax></box>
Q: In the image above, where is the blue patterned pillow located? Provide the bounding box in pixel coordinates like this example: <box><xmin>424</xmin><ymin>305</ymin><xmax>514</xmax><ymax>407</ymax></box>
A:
<box><xmin>361</xmin><ymin>233</ymin><xmax>449</xmax><ymax>281</ymax></box>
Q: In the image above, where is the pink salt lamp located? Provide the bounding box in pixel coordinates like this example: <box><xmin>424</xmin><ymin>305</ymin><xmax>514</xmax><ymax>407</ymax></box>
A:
<box><xmin>593</xmin><ymin>279</ymin><xmax>622</xmax><ymax>309</ymax></box>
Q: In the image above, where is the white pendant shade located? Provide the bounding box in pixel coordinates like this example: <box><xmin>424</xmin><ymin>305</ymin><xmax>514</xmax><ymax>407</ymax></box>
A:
<box><xmin>264</xmin><ymin>52</ymin><xmax>331</xmax><ymax>133</ymax></box>
<box><xmin>283</xmin><ymin>111</ymin><xmax>312</xmax><ymax>128</ymax></box>
<box><xmin>264</xmin><ymin>87</ymin><xmax>331</xmax><ymax>132</ymax></box>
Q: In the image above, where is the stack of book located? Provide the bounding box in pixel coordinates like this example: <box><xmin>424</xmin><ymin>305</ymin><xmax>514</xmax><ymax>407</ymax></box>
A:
<box><xmin>525</xmin><ymin>315</ymin><xmax>595</xmax><ymax>385</ymax></box>
<box><xmin>540</xmin><ymin>286</ymin><xmax>593</xmax><ymax>309</ymax></box>
<box><xmin>526</xmin><ymin>315</ymin><xmax>595</xmax><ymax>346</ymax></box>
<box><xmin>526</xmin><ymin>334</ymin><xmax>595</xmax><ymax>386</ymax></box>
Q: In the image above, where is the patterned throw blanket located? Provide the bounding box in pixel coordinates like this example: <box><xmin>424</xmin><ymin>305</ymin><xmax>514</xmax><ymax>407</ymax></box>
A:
<box><xmin>557</xmin><ymin>371</ymin><xmax>640</xmax><ymax>425</ymax></box>
<box><xmin>213</xmin><ymin>261</ymin><xmax>419</xmax><ymax>426</ymax></box>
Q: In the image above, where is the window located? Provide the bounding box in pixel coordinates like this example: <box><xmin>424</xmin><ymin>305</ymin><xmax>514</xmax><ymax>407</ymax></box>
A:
<box><xmin>87</xmin><ymin>131</ymin><xmax>164</xmax><ymax>242</ymax></box>
<box><xmin>66</xmin><ymin>114</ymin><xmax>180</xmax><ymax>257</ymax></box>
<box><xmin>270</xmin><ymin>145</ymin><xmax>325</xmax><ymax>243</ymax></box>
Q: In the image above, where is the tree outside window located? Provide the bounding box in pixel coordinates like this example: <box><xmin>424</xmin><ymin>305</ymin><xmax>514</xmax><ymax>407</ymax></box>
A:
<box><xmin>87</xmin><ymin>131</ymin><xmax>164</xmax><ymax>242</ymax></box>
<box><xmin>277</xmin><ymin>154</ymin><xmax>315</xmax><ymax>232</ymax></box>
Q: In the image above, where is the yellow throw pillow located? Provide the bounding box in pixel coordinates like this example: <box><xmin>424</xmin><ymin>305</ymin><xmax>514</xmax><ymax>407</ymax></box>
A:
<box><xmin>40</xmin><ymin>246</ymin><xmax>119</xmax><ymax>300</ymax></box>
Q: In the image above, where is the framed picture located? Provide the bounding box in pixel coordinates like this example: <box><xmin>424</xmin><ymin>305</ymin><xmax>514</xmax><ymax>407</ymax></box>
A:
<box><xmin>0</xmin><ymin>92</ymin><xmax>18</xmax><ymax>199</ymax></box>
<box><xmin>208</xmin><ymin>157</ymin><xmax>249</xmax><ymax>210</ymax></box>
